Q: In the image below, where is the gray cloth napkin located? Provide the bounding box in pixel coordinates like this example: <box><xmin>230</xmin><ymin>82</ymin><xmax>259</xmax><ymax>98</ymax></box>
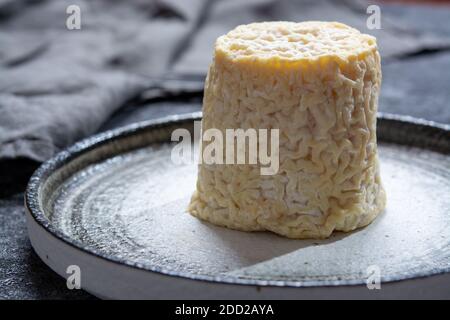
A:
<box><xmin>1</xmin><ymin>0</ymin><xmax>449</xmax><ymax>164</ymax></box>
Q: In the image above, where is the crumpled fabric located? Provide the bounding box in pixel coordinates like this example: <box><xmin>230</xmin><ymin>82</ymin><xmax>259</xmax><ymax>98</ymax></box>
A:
<box><xmin>1</xmin><ymin>0</ymin><xmax>449</xmax><ymax>164</ymax></box>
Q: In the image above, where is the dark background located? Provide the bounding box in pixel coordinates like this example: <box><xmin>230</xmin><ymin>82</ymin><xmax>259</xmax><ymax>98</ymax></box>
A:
<box><xmin>1</xmin><ymin>0</ymin><xmax>450</xmax><ymax>299</ymax></box>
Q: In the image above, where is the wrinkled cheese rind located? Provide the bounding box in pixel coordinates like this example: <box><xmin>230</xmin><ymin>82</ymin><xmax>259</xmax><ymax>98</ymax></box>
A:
<box><xmin>188</xmin><ymin>21</ymin><xmax>386</xmax><ymax>239</ymax></box>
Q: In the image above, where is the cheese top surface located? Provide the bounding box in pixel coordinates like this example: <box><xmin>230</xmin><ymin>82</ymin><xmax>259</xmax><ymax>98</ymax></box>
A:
<box><xmin>215</xmin><ymin>21</ymin><xmax>376</xmax><ymax>65</ymax></box>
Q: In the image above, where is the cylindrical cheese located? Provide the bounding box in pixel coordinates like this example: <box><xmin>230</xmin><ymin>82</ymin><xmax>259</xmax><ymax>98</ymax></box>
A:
<box><xmin>188</xmin><ymin>21</ymin><xmax>386</xmax><ymax>239</ymax></box>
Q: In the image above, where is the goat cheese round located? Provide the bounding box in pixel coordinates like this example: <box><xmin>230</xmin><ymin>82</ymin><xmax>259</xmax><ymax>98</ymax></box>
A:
<box><xmin>188</xmin><ymin>21</ymin><xmax>386</xmax><ymax>239</ymax></box>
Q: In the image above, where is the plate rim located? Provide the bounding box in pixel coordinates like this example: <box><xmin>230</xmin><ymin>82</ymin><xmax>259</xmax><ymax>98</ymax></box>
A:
<box><xmin>25</xmin><ymin>112</ymin><xmax>450</xmax><ymax>288</ymax></box>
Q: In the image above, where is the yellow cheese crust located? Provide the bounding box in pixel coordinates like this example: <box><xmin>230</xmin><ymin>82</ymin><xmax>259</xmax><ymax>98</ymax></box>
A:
<box><xmin>189</xmin><ymin>21</ymin><xmax>386</xmax><ymax>239</ymax></box>
<box><xmin>215</xmin><ymin>21</ymin><xmax>377</xmax><ymax>66</ymax></box>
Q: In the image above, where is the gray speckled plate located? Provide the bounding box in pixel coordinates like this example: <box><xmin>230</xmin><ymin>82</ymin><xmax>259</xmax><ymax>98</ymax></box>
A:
<box><xmin>25</xmin><ymin>112</ymin><xmax>450</xmax><ymax>299</ymax></box>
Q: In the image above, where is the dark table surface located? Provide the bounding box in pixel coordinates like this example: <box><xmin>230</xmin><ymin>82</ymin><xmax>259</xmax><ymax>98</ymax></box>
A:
<box><xmin>1</xmin><ymin>3</ymin><xmax>450</xmax><ymax>299</ymax></box>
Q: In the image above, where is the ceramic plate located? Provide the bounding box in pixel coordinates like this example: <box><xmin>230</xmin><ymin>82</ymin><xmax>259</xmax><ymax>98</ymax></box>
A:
<box><xmin>25</xmin><ymin>112</ymin><xmax>450</xmax><ymax>299</ymax></box>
